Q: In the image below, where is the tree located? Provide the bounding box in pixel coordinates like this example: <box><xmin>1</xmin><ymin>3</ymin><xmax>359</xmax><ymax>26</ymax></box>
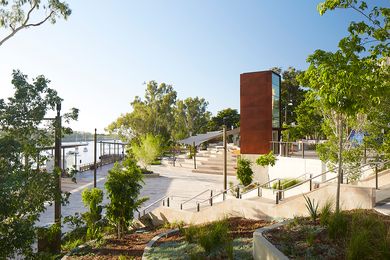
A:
<box><xmin>207</xmin><ymin>108</ymin><xmax>240</xmax><ymax>131</ymax></box>
<box><xmin>302</xmin><ymin>0</ymin><xmax>390</xmax><ymax>212</ymax></box>
<box><xmin>0</xmin><ymin>0</ymin><xmax>71</xmax><ymax>47</ymax></box>
<box><xmin>107</xmin><ymin>81</ymin><xmax>212</xmax><ymax>144</ymax></box>
<box><xmin>283</xmin><ymin>91</ymin><xmax>324</xmax><ymax>141</ymax></box>
<box><xmin>105</xmin><ymin>158</ymin><xmax>148</xmax><ymax>239</ymax></box>
<box><xmin>132</xmin><ymin>134</ymin><xmax>162</xmax><ymax>169</ymax></box>
<box><xmin>280</xmin><ymin>67</ymin><xmax>307</xmax><ymax>126</ymax></box>
<box><xmin>0</xmin><ymin>70</ymin><xmax>78</xmax><ymax>258</ymax></box>
<box><xmin>107</xmin><ymin>81</ymin><xmax>177</xmax><ymax>144</ymax></box>
<box><xmin>270</xmin><ymin>67</ymin><xmax>307</xmax><ymax>126</ymax></box>
<box><xmin>173</xmin><ymin>97</ymin><xmax>211</xmax><ymax>140</ymax></box>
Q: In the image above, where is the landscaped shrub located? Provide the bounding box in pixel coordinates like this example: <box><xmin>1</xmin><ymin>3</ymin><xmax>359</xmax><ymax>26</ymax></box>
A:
<box><xmin>327</xmin><ymin>211</ymin><xmax>348</xmax><ymax>240</ymax></box>
<box><xmin>256</xmin><ymin>151</ymin><xmax>277</xmax><ymax>167</ymax></box>
<box><xmin>81</xmin><ymin>188</ymin><xmax>103</xmax><ymax>240</ymax></box>
<box><xmin>319</xmin><ymin>200</ymin><xmax>333</xmax><ymax>226</ymax></box>
<box><xmin>303</xmin><ymin>195</ymin><xmax>319</xmax><ymax>221</ymax></box>
<box><xmin>105</xmin><ymin>158</ymin><xmax>148</xmax><ymax>238</ymax></box>
<box><xmin>347</xmin><ymin>212</ymin><xmax>390</xmax><ymax>259</ymax></box>
<box><xmin>272</xmin><ymin>178</ymin><xmax>301</xmax><ymax>189</ymax></box>
<box><xmin>37</xmin><ymin>223</ymin><xmax>61</xmax><ymax>254</ymax></box>
<box><xmin>236</xmin><ymin>158</ymin><xmax>253</xmax><ymax>186</ymax></box>
<box><xmin>197</xmin><ymin>219</ymin><xmax>231</xmax><ymax>255</ymax></box>
<box><xmin>183</xmin><ymin>219</ymin><xmax>232</xmax><ymax>257</ymax></box>
<box><xmin>184</xmin><ymin>225</ymin><xmax>199</xmax><ymax>244</ymax></box>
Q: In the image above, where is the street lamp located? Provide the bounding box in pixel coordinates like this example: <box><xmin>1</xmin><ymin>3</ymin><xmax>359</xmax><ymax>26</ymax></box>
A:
<box><xmin>284</xmin><ymin>101</ymin><xmax>293</xmax><ymax>125</ymax></box>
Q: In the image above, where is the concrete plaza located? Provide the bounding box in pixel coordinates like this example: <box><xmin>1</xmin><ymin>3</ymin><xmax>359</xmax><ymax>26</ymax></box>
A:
<box><xmin>37</xmin><ymin>163</ymin><xmax>238</xmax><ymax>232</ymax></box>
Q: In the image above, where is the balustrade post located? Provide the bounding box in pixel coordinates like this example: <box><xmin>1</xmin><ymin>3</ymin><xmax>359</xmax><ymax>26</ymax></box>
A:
<box><xmin>375</xmin><ymin>165</ymin><xmax>379</xmax><ymax>189</ymax></box>
<box><xmin>309</xmin><ymin>174</ymin><xmax>312</xmax><ymax>191</ymax></box>
<box><xmin>197</xmin><ymin>203</ymin><xmax>200</xmax><ymax>212</ymax></box>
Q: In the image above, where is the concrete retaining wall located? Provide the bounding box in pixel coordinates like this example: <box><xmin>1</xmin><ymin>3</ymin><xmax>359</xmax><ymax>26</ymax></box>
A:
<box><xmin>145</xmin><ymin>183</ymin><xmax>376</xmax><ymax>225</ymax></box>
<box><xmin>253</xmin><ymin>222</ymin><xmax>289</xmax><ymax>260</ymax></box>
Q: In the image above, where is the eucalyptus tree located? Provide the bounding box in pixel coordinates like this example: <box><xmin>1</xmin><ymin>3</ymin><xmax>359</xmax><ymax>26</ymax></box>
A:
<box><xmin>107</xmin><ymin>81</ymin><xmax>177</xmax><ymax>145</ymax></box>
<box><xmin>0</xmin><ymin>0</ymin><xmax>71</xmax><ymax>47</ymax></box>
<box><xmin>173</xmin><ymin>97</ymin><xmax>211</xmax><ymax>140</ymax></box>
<box><xmin>0</xmin><ymin>70</ymin><xmax>78</xmax><ymax>257</ymax></box>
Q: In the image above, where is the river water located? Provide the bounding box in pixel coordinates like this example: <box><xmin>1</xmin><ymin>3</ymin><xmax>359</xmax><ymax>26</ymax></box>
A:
<box><xmin>44</xmin><ymin>140</ymin><xmax>125</xmax><ymax>170</ymax></box>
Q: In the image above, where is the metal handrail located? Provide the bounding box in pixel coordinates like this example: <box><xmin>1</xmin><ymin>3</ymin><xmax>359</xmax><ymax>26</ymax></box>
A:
<box><xmin>240</xmin><ymin>178</ymin><xmax>280</xmax><ymax>196</ymax></box>
<box><xmin>197</xmin><ymin>184</ymin><xmax>241</xmax><ymax>205</ymax></box>
<box><xmin>274</xmin><ymin>172</ymin><xmax>311</xmax><ymax>190</ymax></box>
<box><xmin>140</xmin><ymin>195</ymin><xmax>168</xmax><ymax>217</ymax></box>
<box><xmin>180</xmin><ymin>189</ymin><xmax>212</xmax><ymax>210</ymax></box>
<box><xmin>276</xmin><ymin>160</ymin><xmax>390</xmax><ymax>203</ymax></box>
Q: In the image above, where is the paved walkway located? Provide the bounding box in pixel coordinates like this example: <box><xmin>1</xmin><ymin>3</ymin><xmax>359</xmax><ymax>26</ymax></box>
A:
<box><xmin>37</xmin><ymin>164</ymin><xmax>238</xmax><ymax>232</ymax></box>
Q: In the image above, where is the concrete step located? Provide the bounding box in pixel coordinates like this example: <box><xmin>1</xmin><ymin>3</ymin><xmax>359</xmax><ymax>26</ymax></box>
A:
<box><xmin>192</xmin><ymin>169</ymin><xmax>236</xmax><ymax>176</ymax></box>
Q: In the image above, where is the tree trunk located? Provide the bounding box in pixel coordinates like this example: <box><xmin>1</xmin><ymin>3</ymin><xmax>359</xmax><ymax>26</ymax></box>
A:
<box><xmin>336</xmin><ymin>115</ymin><xmax>343</xmax><ymax>212</ymax></box>
<box><xmin>117</xmin><ymin>222</ymin><xmax>121</xmax><ymax>239</ymax></box>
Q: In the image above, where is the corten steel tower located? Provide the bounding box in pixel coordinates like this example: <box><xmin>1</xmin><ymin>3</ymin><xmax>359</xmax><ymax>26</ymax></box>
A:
<box><xmin>240</xmin><ymin>70</ymin><xmax>281</xmax><ymax>154</ymax></box>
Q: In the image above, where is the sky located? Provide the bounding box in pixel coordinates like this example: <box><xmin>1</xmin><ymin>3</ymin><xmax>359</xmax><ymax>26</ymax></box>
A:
<box><xmin>0</xmin><ymin>0</ymin><xmax>384</xmax><ymax>133</ymax></box>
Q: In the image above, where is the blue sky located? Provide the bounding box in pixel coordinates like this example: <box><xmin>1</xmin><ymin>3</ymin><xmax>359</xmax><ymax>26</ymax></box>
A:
<box><xmin>0</xmin><ymin>0</ymin><xmax>382</xmax><ymax>132</ymax></box>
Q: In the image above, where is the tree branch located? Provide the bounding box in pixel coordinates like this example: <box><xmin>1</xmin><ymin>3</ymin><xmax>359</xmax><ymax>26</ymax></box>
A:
<box><xmin>0</xmin><ymin>10</ymin><xmax>55</xmax><ymax>47</ymax></box>
<box><xmin>348</xmin><ymin>4</ymin><xmax>384</xmax><ymax>30</ymax></box>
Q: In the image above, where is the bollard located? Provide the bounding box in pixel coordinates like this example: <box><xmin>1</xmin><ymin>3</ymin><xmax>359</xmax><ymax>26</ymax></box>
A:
<box><xmin>309</xmin><ymin>174</ymin><xmax>312</xmax><ymax>191</ymax></box>
<box><xmin>258</xmin><ymin>186</ymin><xmax>262</xmax><ymax>197</ymax></box>
<box><xmin>236</xmin><ymin>187</ymin><xmax>240</xmax><ymax>198</ymax></box>
<box><xmin>167</xmin><ymin>197</ymin><xmax>170</xmax><ymax>207</ymax></box>
<box><xmin>223</xmin><ymin>192</ymin><xmax>226</xmax><ymax>201</ymax></box>
<box><xmin>180</xmin><ymin>204</ymin><xmax>183</xmax><ymax>210</ymax></box>
<box><xmin>210</xmin><ymin>190</ymin><xmax>213</xmax><ymax>206</ymax></box>
<box><xmin>197</xmin><ymin>203</ymin><xmax>200</xmax><ymax>212</ymax></box>
<box><xmin>276</xmin><ymin>193</ymin><xmax>279</xmax><ymax>204</ymax></box>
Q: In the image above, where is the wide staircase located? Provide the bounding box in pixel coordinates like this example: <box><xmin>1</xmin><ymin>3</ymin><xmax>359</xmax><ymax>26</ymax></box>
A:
<box><xmin>163</xmin><ymin>144</ymin><xmax>238</xmax><ymax>176</ymax></box>
<box><xmin>139</xmin><ymin>160</ymin><xmax>390</xmax><ymax>226</ymax></box>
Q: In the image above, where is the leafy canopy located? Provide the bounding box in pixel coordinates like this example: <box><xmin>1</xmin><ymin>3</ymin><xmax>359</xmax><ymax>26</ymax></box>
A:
<box><xmin>0</xmin><ymin>70</ymin><xmax>77</xmax><ymax>258</ymax></box>
<box><xmin>132</xmin><ymin>134</ymin><xmax>162</xmax><ymax>169</ymax></box>
<box><xmin>0</xmin><ymin>0</ymin><xmax>71</xmax><ymax>46</ymax></box>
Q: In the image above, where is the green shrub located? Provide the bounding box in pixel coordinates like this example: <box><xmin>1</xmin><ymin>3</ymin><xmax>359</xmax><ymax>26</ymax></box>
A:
<box><xmin>319</xmin><ymin>200</ymin><xmax>333</xmax><ymax>226</ymax></box>
<box><xmin>347</xmin><ymin>212</ymin><xmax>390</xmax><ymax>259</ymax></box>
<box><xmin>184</xmin><ymin>225</ymin><xmax>199</xmax><ymax>244</ymax></box>
<box><xmin>272</xmin><ymin>178</ymin><xmax>301</xmax><ymax>189</ymax></box>
<box><xmin>198</xmin><ymin>219</ymin><xmax>231</xmax><ymax>254</ymax></box>
<box><xmin>37</xmin><ymin>223</ymin><xmax>61</xmax><ymax>254</ymax></box>
<box><xmin>105</xmin><ymin>158</ymin><xmax>149</xmax><ymax>239</ymax></box>
<box><xmin>236</xmin><ymin>158</ymin><xmax>253</xmax><ymax>186</ymax></box>
<box><xmin>327</xmin><ymin>212</ymin><xmax>348</xmax><ymax>240</ymax></box>
<box><xmin>256</xmin><ymin>151</ymin><xmax>277</xmax><ymax>167</ymax></box>
<box><xmin>81</xmin><ymin>188</ymin><xmax>103</xmax><ymax>240</ymax></box>
<box><xmin>303</xmin><ymin>195</ymin><xmax>319</xmax><ymax>221</ymax></box>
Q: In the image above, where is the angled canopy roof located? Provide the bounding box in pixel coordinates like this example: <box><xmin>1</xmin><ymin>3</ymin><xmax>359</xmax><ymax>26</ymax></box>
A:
<box><xmin>178</xmin><ymin>127</ymin><xmax>240</xmax><ymax>146</ymax></box>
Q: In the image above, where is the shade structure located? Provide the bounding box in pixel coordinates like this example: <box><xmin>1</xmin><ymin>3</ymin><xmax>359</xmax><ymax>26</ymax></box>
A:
<box><xmin>178</xmin><ymin>128</ymin><xmax>240</xmax><ymax>146</ymax></box>
<box><xmin>178</xmin><ymin>131</ymin><xmax>223</xmax><ymax>146</ymax></box>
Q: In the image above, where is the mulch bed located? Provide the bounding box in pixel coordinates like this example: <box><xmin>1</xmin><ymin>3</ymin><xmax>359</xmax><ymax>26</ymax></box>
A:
<box><xmin>67</xmin><ymin>217</ymin><xmax>272</xmax><ymax>259</ymax></box>
<box><xmin>263</xmin><ymin>209</ymin><xmax>390</xmax><ymax>259</ymax></box>
<box><xmin>155</xmin><ymin>217</ymin><xmax>272</xmax><ymax>246</ymax></box>
<box><xmin>67</xmin><ymin>227</ymin><xmax>169</xmax><ymax>260</ymax></box>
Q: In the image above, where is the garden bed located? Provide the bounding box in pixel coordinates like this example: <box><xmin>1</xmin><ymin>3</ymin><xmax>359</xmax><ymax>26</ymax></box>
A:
<box><xmin>144</xmin><ymin>217</ymin><xmax>271</xmax><ymax>259</ymax></box>
<box><xmin>65</xmin><ymin>227</ymin><xmax>169</xmax><ymax>259</ymax></box>
<box><xmin>263</xmin><ymin>209</ymin><xmax>390</xmax><ymax>259</ymax></box>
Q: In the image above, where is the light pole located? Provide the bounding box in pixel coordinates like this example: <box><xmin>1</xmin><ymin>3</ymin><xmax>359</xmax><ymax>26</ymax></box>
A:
<box><xmin>284</xmin><ymin>101</ymin><xmax>293</xmax><ymax>125</ymax></box>
<box><xmin>53</xmin><ymin>101</ymin><xmax>62</xmax><ymax>253</ymax></box>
